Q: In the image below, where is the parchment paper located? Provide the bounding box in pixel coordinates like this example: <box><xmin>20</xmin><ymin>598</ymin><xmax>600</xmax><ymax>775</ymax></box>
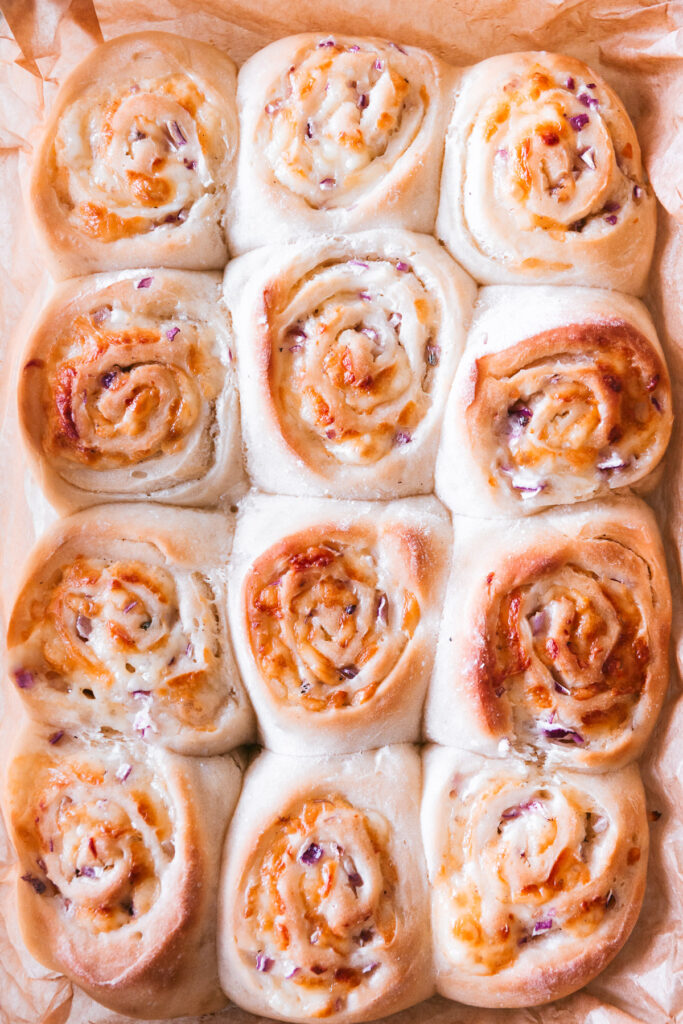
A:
<box><xmin>0</xmin><ymin>2</ymin><xmax>681</xmax><ymax>1023</ymax></box>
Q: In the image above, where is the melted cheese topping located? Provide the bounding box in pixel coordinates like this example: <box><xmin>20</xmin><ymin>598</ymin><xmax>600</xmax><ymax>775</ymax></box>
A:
<box><xmin>471</xmin><ymin>322</ymin><xmax>669</xmax><ymax>504</ymax></box>
<box><xmin>11</xmin><ymin>556</ymin><xmax>227</xmax><ymax>737</ymax></box>
<box><xmin>269</xmin><ymin>256</ymin><xmax>440</xmax><ymax>466</ymax></box>
<box><xmin>490</xmin><ymin>550</ymin><xmax>651</xmax><ymax>747</ymax></box>
<box><xmin>237</xmin><ymin>797</ymin><xmax>397</xmax><ymax>1017</ymax></box>
<box><xmin>259</xmin><ymin>40</ymin><xmax>428</xmax><ymax>208</ymax></box>
<box><xmin>463</xmin><ymin>61</ymin><xmax>649</xmax><ymax>263</ymax></box>
<box><xmin>245</xmin><ymin>533</ymin><xmax>419</xmax><ymax>711</ymax></box>
<box><xmin>52</xmin><ymin>74</ymin><xmax>226</xmax><ymax>240</ymax></box>
<box><xmin>14</xmin><ymin>749</ymin><xmax>173</xmax><ymax>933</ymax></box>
<box><xmin>435</xmin><ymin>778</ymin><xmax>625</xmax><ymax>975</ymax></box>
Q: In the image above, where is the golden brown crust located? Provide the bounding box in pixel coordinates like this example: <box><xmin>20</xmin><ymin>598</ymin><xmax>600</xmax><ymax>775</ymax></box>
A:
<box><xmin>6</xmin><ymin>504</ymin><xmax>254</xmax><ymax>757</ymax></box>
<box><xmin>218</xmin><ymin>746</ymin><xmax>433</xmax><ymax>1022</ymax></box>
<box><xmin>422</xmin><ymin>746</ymin><xmax>649</xmax><ymax>1007</ymax></box>
<box><xmin>30</xmin><ymin>32</ymin><xmax>237</xmax><ymax>277</ymax></box>
<box><xmin>18</xmin><ymin>269</ymin><xmax>242</xmax><ymax>512</ymax></box>
<box><xmin>425</xmin><ymin>498</ymin><xmax>670</xmax><ymax>771</ymax></box>
<box><xmin>229</xmin><ymin>493</ymin><xmax>450</xmax><ymax>754</ymax></box>
<box><xmin>4</xmin><ymin>725</ymin><xmax>242</xmax><ymax>1018</ymax></box>
<box><xmin>435</xmin><ymin>286</ymin><xmax>673</xmax><ymax>516</ymax></box>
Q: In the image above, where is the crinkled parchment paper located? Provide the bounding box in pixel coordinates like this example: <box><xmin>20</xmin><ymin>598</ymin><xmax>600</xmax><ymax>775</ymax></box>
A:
<box><xmin>0</xmin><ymin>2</ymin><xmax>681</xmax><ymax>1023</ymax></box>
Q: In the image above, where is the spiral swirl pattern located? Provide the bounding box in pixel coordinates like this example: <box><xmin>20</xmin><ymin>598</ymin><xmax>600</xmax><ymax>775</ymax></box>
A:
<box><xmin>260</xmin><ymin>40</ymin><xmax>427</xmax><ymax>209</ymax></box>
<box><xmin>13</xmin><ymin>746</ymin><xmax>173</xmax><ymax>934</ymax></box>
<box><xmin>433</xmin><ymin>771</ymin><xmax>642</xmax><ymax>981</ymax></box>
<box><xmin>270</xmin><ymin>256</ymin><xmax>440</xmax><ymax>465</ymax></box>
<box><xmin>470</xmin><ymin>321</ymin><xmax>670</xmax><ymax>506</ymax></box>
<box><xmin>236</xmin><ymin>797</ymin><xmax>397</xmax><ymax>1017</ymax></box>
<box><xmin>10</xmin><ymin>555</ymin><xmax>225</xmax><ymax>739</ymax></box>
<box><xmin>490</xmin><ymin>558</ymin><xmax>650</xmax><ymax>750</ymax></box>
<box><xmin>245</xmin><ymin>532</ymin><xmax>420</xmax><ymax>711</ymax></box>
<box><xmin>438</xmin><ymin>52</ymin><xmax>656</xmax><ymax>289</ymax></box>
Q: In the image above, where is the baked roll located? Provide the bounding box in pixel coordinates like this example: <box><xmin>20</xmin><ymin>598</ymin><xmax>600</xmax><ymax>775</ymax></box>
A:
<box><xmin>435</xmin><ymin>286</ymin><xmax>672</xmax><ymax>517</ymax></box>
<box><xmin>227</xmin><ymin>34</ymin><xmax>456</xmax><ymax>253</ymax></box>
<box><xmin>225</xmin><ymin>231</ymin><xmax>476</xmax><ymax>498</ymax></box>
<box><xmin>424</xmin><ymin>498</ymin><xmax>670</xmax><ymax>771</ymax></box>
<box><xmin>30</xmin><ymin>32</ymin><xmax>237</xmax><ymax>278</ymax></box>
<box><xmin>422</xmin><ymin>745</ymin><xmax>649</xmax><ymax>1007</ymax></box>
<box><xmin>19</xmin><ymin>269</ymin><xmax>242</xmax><ymax>512</ymax></box>
<box><xmin>229</xmin><ymin>493</ymin><xmax>450</xmax><ymax>754</ymax></box>
<box><xmin>218</xmin><ymin>745</ymin><xmax>433</xmax><ymax>1022</ymax></box>
<box><xmin>4</xmin><ymin>724</ymin><xmax>242</xmax><ymax>1019</ymax></box>
<box><xmin>7</xmin><ymin>504</ymin><xmax>254</xmax><ymax>756</ymax></box>
<box><xmin>436</xmin><ymin>51</ymin><xmax>656</xmax><ymax>293</ymax></box>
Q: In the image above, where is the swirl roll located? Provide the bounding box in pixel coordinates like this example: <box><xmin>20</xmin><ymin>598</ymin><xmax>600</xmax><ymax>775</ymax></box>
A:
<box><xmin>218</xmin><ymin>745</ymin><xmax>432</xmax><ymax>1022</ymax></box>
<box><xmin>435</xmin><ymin>286</ymin><xmax>672</xmax><ymax>517</ymax></box>
<box><xmin>229</xmin><ymin>493</ymin><xmax>450</xmax><ymax>754</ymax></box>
<box><xmin>7</xmin><ymin>504</ymin><xmax>254</xmax><ymax>756</ymax></box>
<box><xmin>226</xmin><ymin>231</ymin><xmax>475</xmax><ymax>498</ymax></box>
<box><xmin>4</xmin><ymin>724</ymin><xmax>242</xmax><ymax>1018</ymax></box>
<box><xmin>19</xmin><ymin>269</ymin><xmax>241</xmax><ymax>512</ymax></box>
<box><xmin>425</xmin><ymin>499</ymin><xmax>670</xmax><ymax>770</ymax></box>
<box><xmin>436</xmin><ymin>52</ymin><xmax>656</xmax><ymax>293</ymax></box>
<box><xmin>228</xmin><ymin>34</ymin><xmax>456</xmax><ymax>253</ymax></box>
<box><xmin>422</xmin><ymin>746</ymin><xmax>649</xmax><ymax>1007</ymax></box>
<box><xmin>30</xmin><ymin>32</ymin><xmax>237</xmax><ymax>277</ymax></box>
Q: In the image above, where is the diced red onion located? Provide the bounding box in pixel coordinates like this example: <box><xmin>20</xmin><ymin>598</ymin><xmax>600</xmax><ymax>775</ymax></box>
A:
<box><xmin>633</xmin><ymin>185</ymin><xmax>643</xmax><ymax>199</ymax></box>
<box><xmin>166</xmin><ymin>327</ymin><xmax>180</xmax><ymax>341</ymax></box>
<box><xmin>597</xmin><ymin>453</ymin><xmax>628</xmax><ymax>471</ymax></box>
<box><xmin>652</xmin><ymin>396</ymin><xmax>662</xmax><ymax>412</ymax></box>
<box><xmin>76</xmin><ymin>614</ymin><xmax>92</xmax><ymax>640</ymax></box>
<box><xmin>587</xmin><ymin>82</ymin><xmax>596</xmax><ymax>89</ymax></box>
<box><xmin>554</xmin><ymin>680</ymin><xmax>571</xmax><ymax>696</ymax></box>
<box><xmin>376</xmin><ymin>593</ymin><xmax>389</xmax><ymax>624</ymax></box>
<box><xmin>116</xmin><ymin>763</ymin><xmax>132</xmax><ymax>782</ymax></box>
<box><xmin>285</xmin><ymin>963</ymin><xmax>300</xmax><ymax>978</ymax></box>
<box><xmin>566</xmin><ymin>76</ymin><xmax>575</xmax><ymax>90</ymax></box>
<box><xmin>167</xmin><ymin>120</ymin><xmax>187</xmax><ymax>148</ymax></box>
<box><xmin>358</xmin><ymin>93</ymin><xmax>369</xmax><ymax>109</ymax></box>
<box><xmin>568</xmin><ymin>113</ymin><xmax>590</xmax><ymax>131</ymax></box>
<box><xmin>605</xmin><ymin>214</ymin><xmax>618</xmax><ymax>225</ymax></box>
<box><xmin>287</xmin><ymin>324</ymin><xmax>307</xmax><ymax>340</ymax></box>
<box><xmin>358</xmin><ymin>291</ymin><xmax>372</xmax><ymax>301</ymax></box>
<box><xmin>361</xmin><ymin>326</ymin><xmax>379</xmax><ymax>341</ymax></box>
<box><xmin>580</xmin><ymin>148</ymin><xmax>596</xmax><ymax>169</ymax></box>
<box><xmin>541</xmin><ymin>131</ymin><xmax>560</xmax><ymax>146</ymax></box>
<box><xmin>529</xmin><ymin>609</ymin><xmax>546</xmax><ymax>635</ymax></box>
<box><xmin>395</xmin><ymin>260</ymin><xmax>409</xmax><ymax>272</ymax></box>
<box><xmin>578</xmin><ymin>93</ymin><xmax>598</xmax><ymax>108</ymax></box>
<box><xmin>137</xmin><ymin>277</ymin><xmax>153</xmax><ymax>289</ymax></box>
<box><xmin>48</xmin><ymin>730</ymin><xmax>64</xmax><ymax>745</ymax></box>
<box><xmin>374</xmin><ymin>58</ymin><xmax>384</xmax><ymax>71</ymax></box>
<box><xmin>320</xmin><ymin>178</ymin><xmax>336</xmax><ymax>190</ymax></box>
<box><xmin>186</xmin><ymin>641</ymin><xmax>194</xmax><ymax>658</ymax></box>
<box><xmin>532</xmin><ymin>918</ymin><xmax>553</xmax><ymax>935</ymax></box>
<box><xmin>426</xmin><ymin>344</ymin><xmax>440</xmax><ymax>366</ymax></box>
<box><xmin>91</xmin><ymin>305</ymin><xmax>111</xmax><ymax>325</ymax></box>
<box><xmin>79</xmin><ymin>865</ymin><xmax>97</xmax><ymax>878</ymax></box>
<box><xmin>348</xmin><ymin>44</ymin><xmax>360</xmax><ymax>52</ymax></box>
<box><xmin>512</xmin><ymin>480</ymin><xmax>546</xmax><ymax>496</ymax></box>
<box><xmin>394</xmin><ymin>431</ymin><xmax>412</xmax><ymax>445</ymax></box>
<box><xmin>317</xmin><ymin>38</ymin><xmax>336</xmax><ymax>47</ymax></box>
<box><xmin>362</xmin><ymin>962</ymin><xmax>380</xmax><ymax>976</ymax></box>
<box><xmin>340</xmin><ymin>665</ymin><xmax>359</xmax><ymax>679</ymax></box>
<box><xmin>288</xmin><ymin>344</ymin><xmax>303</xmax><ymax>354</ymax></box>
<box><xmin>21</xmin><ymin>873</ymin><xmax>46</xmax><ymax>894</ymax></box>
<box><xmin>604</xmin><ymin>200</ymin><xmax>621</xmax><ymax>213</ymax></box>
<box><xmin>347</xmin><ymin>870</ymin><xmax>363</xmax><ymax>892</ymax></box>
<box><xmin>300</xmin><ymin>843</ymin><xmax>323</xmax><ymax>865</ymax></box>
<box><xmin>183</xmin><ymin>158</ymin><xmax>196</xmax><ymax>170</ymax></box>
<box><xmin>348</xmin><ymin>259</ymin><xmax>369</xmax><ymax>269</ymax></box>
<box><xmin>496</xmin><ymin>148</ymin><xmax>508</xmax><ymax>159</ymax></box>
<box><xmin>542</xmin><ymin>725</ymin><xmax>585</xmax><ymax>744</ymax></box>
<box><xmin>132</xmin><ymin>690</ymin><xmax>152</xmax><ymax>700</ymax></box>
<box><xmin>494</xmin><ymin>686</ymin><xmax>505</xmax><ymax>698</ymax></box>
<box><xmin>36</xmin><ymin>857</ymin><xmax>47</xmax><ymax>872</ymax></box>
<box><xmin>101</xmin><ymin>370</ymin><xmax>117</xmax><ymax>389</ymax></box>
<box><xmin>14</xmin><ymin>668</ymin><xmax>34</xmax><ymax>690</ymax></box>
<box><xmin>255</xmin><ymin>952</ymin><xmax>274</xmax><ymax>972</ymax></box>
<box><xmin>388</xmin><ymin>311</ymin><xmax>402</xmax><ymax>329</ymax></box>
<box><xmin>123</xmin><ymin>601</ymin><xmax>138</xmax><ymax>613</ymax></box>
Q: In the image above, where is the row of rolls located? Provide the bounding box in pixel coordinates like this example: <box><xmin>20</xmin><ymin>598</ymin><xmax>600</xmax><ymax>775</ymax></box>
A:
<box><xmin>5</xmin><ymin>733</ymin><xmax>650</xmax><ymax>1019</ymax></box>
<box><xmin>6</xmin><ymin>495</ymin><xmax>671</xmax><ymax>769</ymax></box>
<box><xmin>17</xmin><ymin>243</ymin><xmax>673</xmax><ymax>513</ymax></box>
<box><xmin>32</xmin><ymin>32</ymin><xmax>655</xmax><ymax>297</ymax></box>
